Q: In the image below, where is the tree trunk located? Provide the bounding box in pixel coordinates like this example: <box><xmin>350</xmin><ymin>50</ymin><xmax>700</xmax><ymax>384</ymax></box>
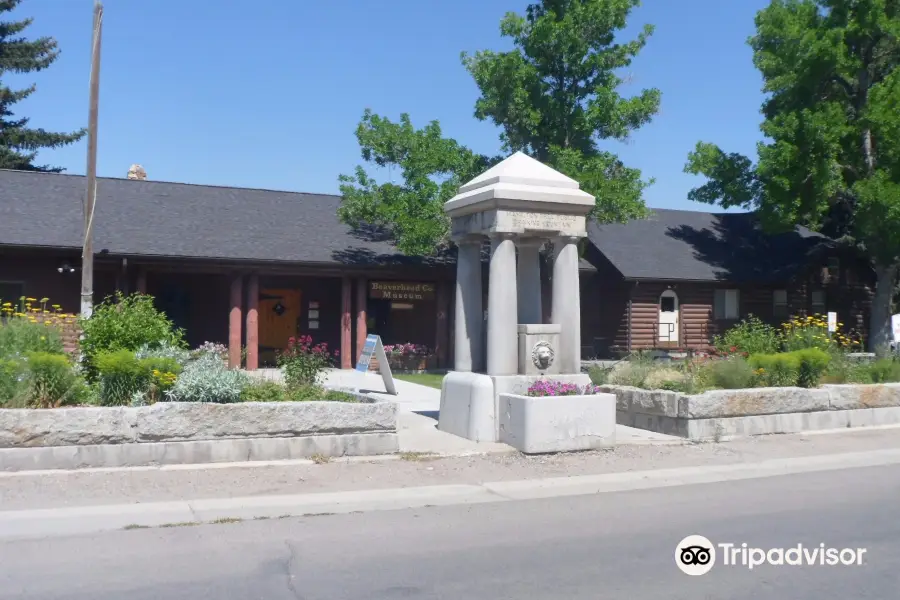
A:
<box><xmin>869</xmin><ymin>263</ymin><xmax>897</xmax><ymax>356</ymax></box>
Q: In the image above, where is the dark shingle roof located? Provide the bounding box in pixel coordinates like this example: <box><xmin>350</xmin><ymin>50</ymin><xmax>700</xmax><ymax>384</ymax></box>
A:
<box><xmin>0</xmin><ymin>170</ymin><xmax>449</xmax><ymax>267</ymax></box>
<box><xmin>587</xmin><ymin>208</ymin><xmax>829</xmax><ymax>283</ymax></box>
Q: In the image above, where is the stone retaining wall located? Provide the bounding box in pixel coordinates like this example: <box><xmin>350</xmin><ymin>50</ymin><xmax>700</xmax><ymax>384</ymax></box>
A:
<box><xmin>0</xmin><ymin>401</ymin><xmax>397</xmax><ymax>448</ymax></box>
<box><xmin>600</xmin><ymin>384</ymin><xmax>900</xmax><ymax>440</ymax></box>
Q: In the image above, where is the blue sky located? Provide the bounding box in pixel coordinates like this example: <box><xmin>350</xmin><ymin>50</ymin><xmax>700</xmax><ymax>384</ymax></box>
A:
<box><xmin>15</xmin><ymin>0</ymin><xmax>770</xmax><ymax>211</ymax></box>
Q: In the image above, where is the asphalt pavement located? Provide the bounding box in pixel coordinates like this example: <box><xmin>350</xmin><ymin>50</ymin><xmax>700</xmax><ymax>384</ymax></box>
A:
<box><xmin>2</xmin><ymin>463</ymin><xmax>899</xmax><ymax>599</ymax></box>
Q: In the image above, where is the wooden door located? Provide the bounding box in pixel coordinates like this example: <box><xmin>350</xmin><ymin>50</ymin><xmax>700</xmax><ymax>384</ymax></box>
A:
<box><xmin>258</xmin><ymin>288</ymin><xmax>302</xmax><ymax>365</ymax></box>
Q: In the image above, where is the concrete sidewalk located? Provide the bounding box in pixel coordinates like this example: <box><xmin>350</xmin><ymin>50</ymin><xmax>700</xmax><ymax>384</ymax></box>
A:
<box><xmin>4</xmin><ymin>446</ymin><xmax>900</xmax><ymax>541</ymax></box>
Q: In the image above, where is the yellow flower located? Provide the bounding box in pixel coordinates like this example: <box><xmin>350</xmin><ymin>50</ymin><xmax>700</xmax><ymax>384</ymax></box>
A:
<box><xmin>25</xmin><ymin>297</ymin><xmax>36</xmax><ymax>302</ymax></box>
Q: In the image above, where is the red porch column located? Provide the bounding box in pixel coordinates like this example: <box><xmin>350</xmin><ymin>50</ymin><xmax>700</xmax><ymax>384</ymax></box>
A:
<box><xmin>136</xmin><ymin>269</ymin><xmax>147</xmax><ymax>294</ymax></box>
<box><xmin>435</xmin><ymin>281</ymin><xmax>450</xmax><ymax>368</ymax></box>
<box><xmin>355</xmin><ymin>277</ymin><xmax>368</xmax><ymax>364</ymax></box>
<box><xmin>229</xmin><ymin>275</ymin><xmax>243</xmax><ymax>369</ymax></box>
<box><xmin>245</xmin><ymin>273</ymin><xmax>259</xmax><ymax>371</ymax></box>
<box><xmin>340</xmin><ymin>276</ymin><xmax>352</xmax><ymax>369</ymax></box>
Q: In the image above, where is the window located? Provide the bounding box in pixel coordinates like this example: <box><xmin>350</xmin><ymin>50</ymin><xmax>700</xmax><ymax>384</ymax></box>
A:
<box><xmin>773</xmin><ymin>290</ymin><xmax>788</xmax><ymax>319</ymax></box>
<box><xmin>811</xmin><ymin>289</ymin><xmax>826</xmax><ymax>315</ymax></box>
<box><xmin>714</xmin><ymin>289</ymin><xmax>740</xmax><ymax>320</ymax></box>
<box><xmin>827</xmin><ymin>257</ymin><xmax>840</xmax><ymax>281</ymax></box>
<box><xmin>660</xmin><ymin>296</ymin><xmax>676</xmax><ymax>312</ymax></box>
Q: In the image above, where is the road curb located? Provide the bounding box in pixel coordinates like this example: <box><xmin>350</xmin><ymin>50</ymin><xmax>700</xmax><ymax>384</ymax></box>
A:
<box><xmin>3</xmin><ymin>447</ymin><xmax>900</xmax><ymax>541</ymax></box>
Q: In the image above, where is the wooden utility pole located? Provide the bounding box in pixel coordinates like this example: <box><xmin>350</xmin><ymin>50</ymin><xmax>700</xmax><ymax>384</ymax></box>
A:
<box><xmin>81</xmin><ymin>1</ymin><xmax>103</xmax><ymax>318</ymax></box>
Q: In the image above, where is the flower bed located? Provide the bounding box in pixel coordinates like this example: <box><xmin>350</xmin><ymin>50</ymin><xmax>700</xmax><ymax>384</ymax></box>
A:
<box><xmin>588</xmin><ymin>315</ymin><xmax>894</xmax><ymax>395</ymax></box>
<box><xmin>497</xmin><ymin>378</ymin><xmax>616</xmax><ymax>454</ymax></box>
<box><xmin>604</xmin><ymin>382</ymin><xmax>900</xmax><ymax>441</ymax></box>
<box><xmin>371</xmin><ymin>343</ymin><xmax>437</xmax><ymax>372</ymax></box>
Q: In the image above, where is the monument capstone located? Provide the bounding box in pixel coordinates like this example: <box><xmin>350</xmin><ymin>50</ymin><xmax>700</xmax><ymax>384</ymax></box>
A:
<box><xmin>437</xmin><ymin>152</ymin><xmax>595</xmax><ymax>442</ymax></box>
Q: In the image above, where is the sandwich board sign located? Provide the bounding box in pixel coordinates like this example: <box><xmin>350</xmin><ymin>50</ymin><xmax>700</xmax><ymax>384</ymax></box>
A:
<box><xmin>355</xmin><ymin>334</ymin><xmax>397</xmax><ymax>395</ymax></box>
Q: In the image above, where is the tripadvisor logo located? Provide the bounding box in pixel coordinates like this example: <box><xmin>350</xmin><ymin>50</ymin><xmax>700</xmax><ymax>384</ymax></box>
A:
<box><xmin>675</xmin><ymin>535</ymin><xmax>867</xmax><ymax>575</ymax></box>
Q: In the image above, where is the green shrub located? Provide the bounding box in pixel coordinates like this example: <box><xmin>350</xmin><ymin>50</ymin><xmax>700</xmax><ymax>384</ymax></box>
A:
<box><xmin>749</xmin><ymin>353</ymin><xmax>800</xmax><ymax>387</ymax></box>
<box><xmin>0</xmin><ymin>317</ymin><xmax>64</xmax><ymax>359</ymax></box>
<box><xmin>278</xmin><ymin>335</ymin><xmax>336</xmax><ymax>388</ymax></box>
<box><xmin>607</xmin><ymin>353</ymin><xmax>656</xmax><ymax>388</ymax></box>
<box><xmin>0</xmin><ymin>358</ymin><xmax>24</xmax><ymax>405</ymax></box>
<box><xmin>714</xmin><ymin>315</ymin><xmax>780</xmax><ymax>356</ymax></box>
<box><xmin>79</xmin><ymin>292</ymin><xmax>186</xmax><ymax>381</ymax></box>
<box><xmin>239</xmin><ymin>380</ymin><xmax>358</xmax><ymax>403</ymax></box>
<box><xmin>135</xmin><ymin>342</ymin><xmax>191</xmax><ymax>366</ymax></box>
<box><xmin>822</xmin><ymin>353</ymin><xmax>873</xmax><ymax>384</ymax></box>
<box><xmin>706</xmin><ymin>356</ymin><xmax>755</xmax><ymax>390</ymax></box>
<box><xmin>240</xmin><ymin>380</ymin><xmax>286</xmax><ymax>402</ymax></box>
<box><xmin>588</xmin><ymin>365</ymin><xmax>611</xmax><ymax>385</ymax></box>
<box><xmin>792</xmin><ymin>348</ymin><xmax>831</xmax><ymax>388</ymax></box>
<box><xmin>866</xmin><ymin>358</ymin><xmax>900</xmax><ymax>383</ymax></box>
<box><xmin>21</xmin><ymin>352</ymin><xmax>86</xmax><ymax>408</ymax></box>
<box><xmin>96</xmin><ymin>350</ymin><xmax>152</xmax><ymax>406</ymax></box>
<box><xmin>287</xmin><ymin>384</ymin><xmax>358</xmax><ymax>402</ymax></box>
<box><xmin>167</xmin><ymin>353</ymin><xmax>248</xmax><ymax>403</ymax></box>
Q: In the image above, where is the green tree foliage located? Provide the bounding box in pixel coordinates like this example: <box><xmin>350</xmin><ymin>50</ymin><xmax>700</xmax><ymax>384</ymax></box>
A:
<box><xmin>0</xmin><ymin>0</ymin><xmax>85</xmax><ymax>172</ymax></box>
<box><xmin>339</xmin><ymin>0</ymin><xmax>660</xmax><ymax>255</ymax></box>
<box><xmin>684</xmin><ymin>0</ymin><xmax>900</xmax><ymax>352</ymax></box>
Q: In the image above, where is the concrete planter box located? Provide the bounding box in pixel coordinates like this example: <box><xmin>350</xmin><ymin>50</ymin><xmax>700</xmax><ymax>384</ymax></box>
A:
<box><xmin>0</xmin><ymin>401</ymin><xmax>398</xmax><ymax>471</ymax></box>
<box><xmin>498</xmin><ymin>392</ymin><xmax>616</xmax><ymax>454</ymax></box>
<box><xmin>601</xmin><ymin>383</ymin><xmax>900</xmax><ymax>441</ymax></box>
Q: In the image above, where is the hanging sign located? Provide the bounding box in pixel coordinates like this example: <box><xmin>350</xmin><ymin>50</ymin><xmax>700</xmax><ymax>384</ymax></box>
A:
<box><xmin>354</xmin><ymin>334</ymin><xmax>397</xmax><ymax>395</ymax></box>
<box><xmin>369</xmin><ymin>281</ymin><xmax>435</xmax><ymax>301</ymax></box>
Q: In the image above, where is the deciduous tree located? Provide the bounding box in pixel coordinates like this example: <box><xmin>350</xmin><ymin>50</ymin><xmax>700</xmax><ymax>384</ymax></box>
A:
<box><xmin>339</xmin><ymin>0</ymin><xmax>660</xmax><ymax>254</ymax></box>
<box><xmin>685</xmin><ymin>0</ymin><xmax>900</xmax><ymax>352</ymax></box>
<box><xmin>0</xmin><ymin>0</ymin><xmax>85</xmax><ymax>172</ymax></box>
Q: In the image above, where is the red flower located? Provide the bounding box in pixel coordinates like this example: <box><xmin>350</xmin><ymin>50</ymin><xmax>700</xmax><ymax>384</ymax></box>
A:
<box><xmin>730</xmin><ymin>346</ymin><xmax>737</xmax><ymax>353</ymax></box>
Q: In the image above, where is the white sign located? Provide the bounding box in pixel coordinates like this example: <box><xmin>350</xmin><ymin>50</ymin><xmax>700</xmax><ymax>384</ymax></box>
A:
<box><xmin>354</xmin><ymin>334</ymin><xmax>397</xmax><ymax>395</ymax></box>
<box><xmin>827</xmin><ymin>312</ymin><xmax>837</xmax><ymax>333</ymax></box>
<box><xmin>892</xmin><ymin>314</ymin><xmax>900</xmax><ymax>343</ymax></box>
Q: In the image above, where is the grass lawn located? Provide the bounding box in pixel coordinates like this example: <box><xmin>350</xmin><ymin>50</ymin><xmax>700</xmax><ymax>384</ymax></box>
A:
<box><xmin>394</xmin><ymin>373</ymin><xmax>445</xmax><ymax>389</ymax></box>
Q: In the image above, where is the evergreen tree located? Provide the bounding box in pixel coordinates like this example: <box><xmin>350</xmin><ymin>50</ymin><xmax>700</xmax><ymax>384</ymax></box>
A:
<box><xmin>0</xmin><ymin>0</ymin><xmax>85</xmax><ymax>172</ymax></box>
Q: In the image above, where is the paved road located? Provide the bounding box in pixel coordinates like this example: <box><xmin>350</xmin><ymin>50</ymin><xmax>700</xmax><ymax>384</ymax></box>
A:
<box><xmin>2</xmin><ymin>464</ymin><xmax>899</xmax><ymax>599</ymax></box>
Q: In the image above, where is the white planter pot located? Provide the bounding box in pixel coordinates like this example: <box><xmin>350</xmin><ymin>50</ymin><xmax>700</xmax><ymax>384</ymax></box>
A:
<box><xmin>498</xmin><ymin>392</ymin><xmax>616</xmax><ymax>454</ymax></box>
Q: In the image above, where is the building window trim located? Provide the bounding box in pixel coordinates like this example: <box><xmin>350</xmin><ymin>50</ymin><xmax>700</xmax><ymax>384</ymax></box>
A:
<box><xmin>773</xmin><ymin>289</ymin><xmax>788</xmax><ymax>319</ymax></box>
<box><xmin>811</xmin><ymin>288</ymin><xmax>826</xmax><ymax>316</ymax></box>
<box><xmin>714</xmin><ymin>288</ymin><xmax>740</xmax><ymax>320</ymax></box>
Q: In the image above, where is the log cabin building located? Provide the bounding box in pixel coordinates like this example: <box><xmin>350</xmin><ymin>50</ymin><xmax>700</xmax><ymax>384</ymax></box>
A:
<box><xmin>580</xmin><ymin>209</ymin><xmax>875</xmax><ymax>356</ymax></box>
<box><xmin>0</xmin><ymin>168</ymin><xmax>876</xmax><ymax>366</ymax></box>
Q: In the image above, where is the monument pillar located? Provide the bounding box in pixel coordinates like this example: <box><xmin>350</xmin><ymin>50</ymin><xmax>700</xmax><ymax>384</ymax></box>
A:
<box><xmin>551</xmin><ymin>236</ymin><xmax>582</xmax><ymax>373</ymax></box>
<box><xmin>516</xmin><ymin>239</ymin><xmax>543</xmax><ymax>325</ymax></box>
<box><xmin>454</xmin><ymin>237</ymin><xmax>484</xmax><ymax>372</ymax></box>
<box><xmin>488</xmin><ymin>233</ymin><xmax>518</xmax><ymax>376</ymax></box>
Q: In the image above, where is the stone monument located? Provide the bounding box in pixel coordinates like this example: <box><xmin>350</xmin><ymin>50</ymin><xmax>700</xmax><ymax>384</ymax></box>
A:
<box><xmin>438</xmin><ymin>152</ymin><xmax>595</xmax><ymax>442</ymax></box>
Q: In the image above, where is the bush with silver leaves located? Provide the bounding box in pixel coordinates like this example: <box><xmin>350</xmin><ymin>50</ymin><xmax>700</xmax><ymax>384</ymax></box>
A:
<box><xmin>166</xmin><ymin>353</ymin><xmax>248</xmax><ymax>403</ymax></box>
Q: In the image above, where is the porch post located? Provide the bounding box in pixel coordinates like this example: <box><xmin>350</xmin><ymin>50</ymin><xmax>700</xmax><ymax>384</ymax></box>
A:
<box><xmin>435</xmin><ymin>280</ymin><xmax>450</xmax><ymax>368</ymax></box>
<box><xmin>136</xmin><ymin>268</ymin><xmax>147</xmax><ymax>294</ymax></box>
<box><xmin>341</xmin><ymin>276</ymin><xmax>352</xmax><ymax>369</ymax></box>
<box><xmin>245</xmin><ymin>273</ymin><xmax>259</xmax><ymax>371</ymax></box>
<box><xmin>355</xmin><ymin>277</ymin><xmax>368</xmax><ymax>364</ymax></box>
<box><xmin>228</xmin><ymin>275</ymin><xmax>243</xmax><ymax>369</ymax></box>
